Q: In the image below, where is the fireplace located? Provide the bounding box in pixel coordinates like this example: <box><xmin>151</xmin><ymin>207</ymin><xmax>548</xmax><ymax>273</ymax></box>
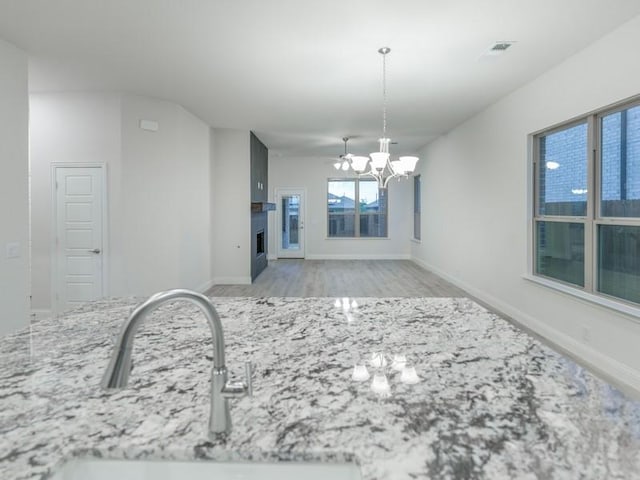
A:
<box><xmin>256</xmin><ymin>230</ymin><xmax>265</xmax><ymax>256</ymax></box>
<box><xmin>251</xmin><ymin>212</ymin><xmax>268</xmax><ymax>280</ymax></box>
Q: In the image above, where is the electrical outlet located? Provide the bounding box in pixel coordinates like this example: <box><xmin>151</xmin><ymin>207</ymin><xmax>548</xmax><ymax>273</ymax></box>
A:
<box><xmin>5</xmin><ymin>242</ymin><xmax>20</xmax><ymax>259</ymax></box>
<box><xmin>581</xmin><ymin>326</ymin><xmax>591</xmax><ymax>343</ymax></box>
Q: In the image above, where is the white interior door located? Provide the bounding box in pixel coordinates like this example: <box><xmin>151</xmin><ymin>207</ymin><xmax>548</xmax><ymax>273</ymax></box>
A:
<box><xmin>276</xmin><ymin>189</ymin><xmax>305</xmax><ymax>258</ymax></box>
<box><xmin>54</xmin><ymin>166</ymin><xmax>105</xmax><ymax>311</ymax></box>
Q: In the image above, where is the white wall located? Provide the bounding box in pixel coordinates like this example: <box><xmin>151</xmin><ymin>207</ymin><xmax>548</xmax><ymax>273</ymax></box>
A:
<box><xmin>29</xmin><ymin>93</ymin><xmax>122</xmax><ymax>309</ymax></box>
<box><xmin>120</xmin><ymin>95</ymin><xmax>211</xmax><ymax>296</ymax></box>
<box><xmin>211</xmin><ymin>128</ymin><xmax>250</xmax><ymax>284</ymax></box>
<box><xmin>411</xmin><ymin>15</ymin><xmax>640</xmax><ymax>393</ymax></box>
<box><xmin>268</xmin><ymin>155</ymin><xmax>412</xmax><ymax>259</ymax></box>
<box><xmin>30</xmin><ymin>93</ymin><xmax>213</xmax><ymax>308</ymax></box>
<box><xmin>0</xmin><ymin>38</ymin><xmax>29</xmax><ymax>335</ymax></box>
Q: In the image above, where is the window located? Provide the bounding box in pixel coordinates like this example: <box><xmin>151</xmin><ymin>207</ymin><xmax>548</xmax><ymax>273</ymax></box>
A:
<box><xmin>414</xmin><ymin>175</ymin><xmax>421</xmax><ymax>240</ymax></box>
<box><xmin>328</xmin><ymin>179</ymin><xmax>387</xmax><ymax>237</ymax></box>
<box><xmin>533</xmin><ymin>99</ymin><xmax>640</xmax><ymax>305</ymax></box>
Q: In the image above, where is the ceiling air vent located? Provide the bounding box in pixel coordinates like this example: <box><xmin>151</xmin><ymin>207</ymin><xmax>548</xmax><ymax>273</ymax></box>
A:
<box><xmin>491</xmin><ymin>42</ymin><xmax>513</xmax><ymax>52</ymax></box>
<box><xmin>481</xmin><ymin>41</ymin><xmax>516</xmax><ymax>58</ymax></box>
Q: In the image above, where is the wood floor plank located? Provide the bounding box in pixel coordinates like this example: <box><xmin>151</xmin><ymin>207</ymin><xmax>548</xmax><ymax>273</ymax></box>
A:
<box><xmin>206</xmin><ymin>260</ymin><xmax>466</xmax><ymax>297</ymax></box>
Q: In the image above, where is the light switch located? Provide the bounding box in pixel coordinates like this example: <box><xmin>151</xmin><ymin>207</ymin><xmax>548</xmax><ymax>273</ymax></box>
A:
<box><xmin>6</xmin><ymin>242</ymin><xmax>21</xmax><ymax>259</ymax></box>
<box><xmin>139</xmin><ymin>119</ymin><xmax>159</xmax><ymax>132</ymax></box>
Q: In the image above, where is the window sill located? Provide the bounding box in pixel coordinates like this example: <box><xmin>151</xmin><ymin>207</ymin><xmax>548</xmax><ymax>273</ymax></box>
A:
<box><xmin>522</xmin><ymin>273</ymin><xmax>640</xmax><ymax>320</ymax></box>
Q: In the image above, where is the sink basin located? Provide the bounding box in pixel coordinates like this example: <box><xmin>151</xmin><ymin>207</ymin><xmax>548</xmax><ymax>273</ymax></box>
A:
<box><xmin>50</xmin><ymin>458</ymin><xmax>362</xmax><ymax>480</ymax></box>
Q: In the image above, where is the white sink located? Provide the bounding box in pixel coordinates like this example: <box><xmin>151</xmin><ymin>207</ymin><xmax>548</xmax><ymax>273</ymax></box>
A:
<box><xmin>51</xmin><ymin>458</ymin><xmax>362</xmax><ymax>480</ymax></box>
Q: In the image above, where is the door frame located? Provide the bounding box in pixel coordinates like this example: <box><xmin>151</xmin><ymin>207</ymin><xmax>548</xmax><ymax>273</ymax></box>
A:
<box><xmin>275</xmin><ymin>187</ymin><xmax>306</xmax><ymax>259</ymax></box>
<box><xmin>50</xmin><ymin>162</ymin><xmax>109</xmax><ymax>314</ymax></box>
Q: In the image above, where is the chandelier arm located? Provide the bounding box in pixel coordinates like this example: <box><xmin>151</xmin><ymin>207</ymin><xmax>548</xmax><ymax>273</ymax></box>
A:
<box><xmin>359</xmin><ymin>171</ymin><xmax>376</xmax><ymax>179</ymax></box>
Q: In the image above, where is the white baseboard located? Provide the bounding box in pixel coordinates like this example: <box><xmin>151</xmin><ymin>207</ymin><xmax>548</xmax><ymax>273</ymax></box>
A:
<box><xmin>212</xmin><ymin>276</ymin><xmax>252</xmax><ymax>285</ymax></box>
<box><xmin>267</xmin><ymin>253</ymin><xmax>277</xmax><ymax>261</ymax></box>
<box><xmin>196</xmin><ymin>279</ymin><xmax>216</xmax><ymax>293</ymax></box>
<box><xmin>411</xmin><ymin>256</ymin><xmax>640</xmax><ymax>398</ymax></box>
<box><xmin>305</xmin><ymin>253</ymin><xmax>411</xmax><ymax>260</ymax></box>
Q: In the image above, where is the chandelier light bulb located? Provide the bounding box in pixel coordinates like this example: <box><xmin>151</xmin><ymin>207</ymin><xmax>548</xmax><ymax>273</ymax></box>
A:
<box><xmin>370</xmin><ymin>152</ymin><xmax>389</xmax><ymax>170</ymax></box>
<box><xmin>350</xmin><ymin>156</ymin><xmax>370</xmax><ymax>173</ymax></box>
<box><xmin>399</xmin><ymin>156</ymin><xmax>419</xmax><ymax>173</ymax></box>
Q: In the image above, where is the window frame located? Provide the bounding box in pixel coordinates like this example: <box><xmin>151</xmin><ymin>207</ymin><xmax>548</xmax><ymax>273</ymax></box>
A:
<box><xmin>326</xmin><ymin>177</ymin><xmax>389</xmax><ymax>238</ymax></box>
<box><xmin>413</xmin><ymin>175</ymin><xmax>421</xmax><ymax>241</ymax></box>
<box><xmin>530</xmin><ymin>95</ymin><xmax>640</xmax><ymax>312</ymax></box>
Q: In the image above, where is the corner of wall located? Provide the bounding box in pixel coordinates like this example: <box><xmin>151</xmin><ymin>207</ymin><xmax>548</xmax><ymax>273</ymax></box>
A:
<box><xmin>0</xmin><ymin>37</ymin><xmax>29</xmax><ymax>336</ymax></box>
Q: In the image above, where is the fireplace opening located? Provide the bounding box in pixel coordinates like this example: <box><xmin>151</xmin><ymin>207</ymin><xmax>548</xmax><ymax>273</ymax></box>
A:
<box><xmin>256</xmin><ymin>230</ymin><xmax>265</xmax><ymax>256</ymax></box>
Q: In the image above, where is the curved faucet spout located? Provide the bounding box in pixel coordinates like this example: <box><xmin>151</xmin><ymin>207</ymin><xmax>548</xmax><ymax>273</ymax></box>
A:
<box><xmin>102</xmin><ymin>289</ymin><xmax>225</xmax><ymax>389</ymax></box>
<box><xmin>101</xmin><ymin>289</ymin><xmax>250</xmax><ymax>435</ymax></box>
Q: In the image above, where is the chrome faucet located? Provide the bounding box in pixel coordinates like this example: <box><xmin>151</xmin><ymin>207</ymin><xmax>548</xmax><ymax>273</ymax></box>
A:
<box><xmin>101</xmin><ymin>289</ymin><xmax>252</xmax><ymax>436</ymax></box>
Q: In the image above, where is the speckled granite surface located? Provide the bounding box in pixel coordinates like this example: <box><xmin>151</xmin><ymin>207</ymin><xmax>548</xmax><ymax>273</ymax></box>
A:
<box><xmin>2</xmin><ymin>296</ymin><xmax>640</xmax><ymax>479</ymax></box>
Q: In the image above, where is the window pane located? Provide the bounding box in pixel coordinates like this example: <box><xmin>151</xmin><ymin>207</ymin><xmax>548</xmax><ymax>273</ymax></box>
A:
<box><xmin>536</xmin><ymin>221</ymin><xmax>585</xmax><ymax>287</ymax></box>
<box><xmin>281</xmin><ymin>194</ymin><xmax>299</xmax><ymax>250</ymax></box>
<box><xmin>359</xmin><ymin>180</ymin><xmax>382</xmax><ymax>213</ymax></box>
<box><xmin>328</xmin><ymin>180</ymin><xmax>356</xmax><ymax>214</ymax></box>
<box><xmin>598</xmin><ymin>225</ymin><xmax>640</xmax><ymax>304</ymax></box>
<box><xmin>328</xmin><ymin>180</ymin><xmax>356</xmax><ymax>237</ymax></box>
<box><xmin>601</xmin><ymin>105</ymin><xmax>640</xmax><ymax>218</ymax></box>
<box><xmin>360</xmin><ymin>214</ymin><xmax>387</xmax><ymax>237</ymax></box>
<box><xmin>359</xmin><ymin>181</ymin><xmax>387</xmax><ymax>237</ymax></box>
<box><xmin>328</xmin><ymin>214</ymin><xmax>355</xmax><ymax>237</ymax></box>
<box><xmin>538</xmin><ymin>123</ymin><xmax>588</xmax><ymax>216</ymax></box>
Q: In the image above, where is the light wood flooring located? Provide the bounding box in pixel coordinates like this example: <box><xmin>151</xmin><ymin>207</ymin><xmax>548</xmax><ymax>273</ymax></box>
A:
<box><xmin>206</xmin><ymin>259</ymin><xmax>466</xmax><ymax>297</ymax></box>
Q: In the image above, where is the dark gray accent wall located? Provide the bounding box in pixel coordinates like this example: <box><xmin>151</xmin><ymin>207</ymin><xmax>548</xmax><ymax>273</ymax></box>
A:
<box><xmin>250</xmin><ymin>132</ymin><xmax>269</xmax><ymax>281</ymax></box>
<box><xmin>251</xmin><ymin>132</ymin><xmax>268</xmax><ymax>202</ymax></box>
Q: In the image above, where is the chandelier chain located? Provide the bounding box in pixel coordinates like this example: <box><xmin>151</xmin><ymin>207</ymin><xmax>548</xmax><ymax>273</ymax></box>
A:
<box><xmin>382</xmin><ymin>50</ymin><xmax>387</xmax><ymax>137</ymax></box>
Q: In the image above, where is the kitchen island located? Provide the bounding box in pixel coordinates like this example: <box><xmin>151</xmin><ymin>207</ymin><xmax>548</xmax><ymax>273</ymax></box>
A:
<box><xmin>2</xmin><ymin>296</ymin><xmax>640</xmax><ymax>479</ymax></box>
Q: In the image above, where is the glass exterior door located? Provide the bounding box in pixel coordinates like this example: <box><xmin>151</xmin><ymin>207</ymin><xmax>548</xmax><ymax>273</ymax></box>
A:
<box><xmin>277</xmin><ymin>189</ymin><xmax>305</xmax><ymax>258</ymax></box>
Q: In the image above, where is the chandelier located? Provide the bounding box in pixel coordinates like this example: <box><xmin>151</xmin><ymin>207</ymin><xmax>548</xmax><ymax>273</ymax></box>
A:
<box><xmin>335</xmin><ymin>47</ymin><xmax>419</xmax><ymax>188</ymax></box>
<box><xmin>334</xmin><ymin>137</ymin><xmax>356</xmax><ymax>171</ymax></box>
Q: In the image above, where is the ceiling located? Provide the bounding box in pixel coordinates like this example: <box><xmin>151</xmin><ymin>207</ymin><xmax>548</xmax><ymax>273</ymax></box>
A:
<box><xmin>0</xmin><ymin>0</ymin><xmax>639</xmax><ymax>158</ymax></box>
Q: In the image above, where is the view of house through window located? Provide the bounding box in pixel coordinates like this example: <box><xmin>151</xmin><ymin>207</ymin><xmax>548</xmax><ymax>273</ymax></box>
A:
<box><xmin>328</xmin><ymin>179</ymin><xmax>387</xmax><ymax>237</ymax></box>
<box><xmin>533</xmin><ymin>100</ymin><xmax>640</xmax><ymax>305</ymax></box>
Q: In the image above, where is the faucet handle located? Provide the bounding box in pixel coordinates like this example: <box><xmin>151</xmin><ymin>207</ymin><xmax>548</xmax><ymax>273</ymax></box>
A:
<box><xmin>244</xmin><ymin>361</ymin><xmax>253</xmax><ymax>397</ymax></box>
<box><xmin>221</xmin><ymin>361</ymin><xmax>254</xmax><ymax>399</ymax></box>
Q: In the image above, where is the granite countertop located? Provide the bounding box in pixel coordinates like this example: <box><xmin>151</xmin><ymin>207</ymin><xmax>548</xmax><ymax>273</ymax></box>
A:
<box><xmin>2</xmin><ymin>296</ymin><xmax>640</xmax><ymax>479</ymax></box>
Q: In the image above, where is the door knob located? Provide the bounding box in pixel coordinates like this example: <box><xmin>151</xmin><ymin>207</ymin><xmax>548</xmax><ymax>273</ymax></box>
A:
<box><xmin>89</xmin><ymin>248</ymin><xmax>101</xmax><ymax>254</ymax></box>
